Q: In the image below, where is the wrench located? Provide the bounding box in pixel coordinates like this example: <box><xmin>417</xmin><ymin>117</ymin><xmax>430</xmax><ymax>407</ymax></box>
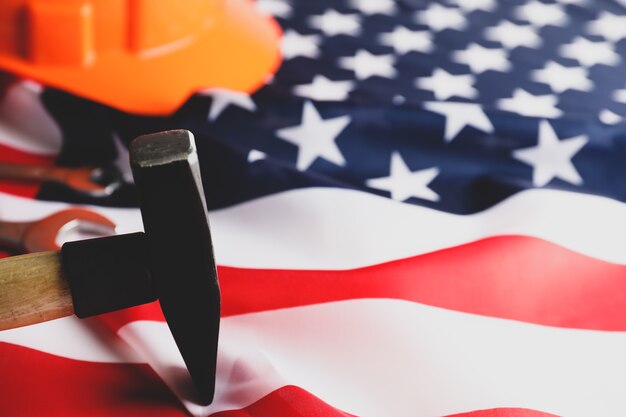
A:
<box><xmin>0</xmin><ymin>163</ymin><xmax>123</xmax><ymax>197</ymax></box>
<box><xmin>0</xmin><ymin>208</ymin><xmax>116</xmax><ymax>253</ymax></box>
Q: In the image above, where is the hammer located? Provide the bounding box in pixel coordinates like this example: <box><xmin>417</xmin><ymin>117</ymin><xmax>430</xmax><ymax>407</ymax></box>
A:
<box><xmin>0</xmin><ymin>130</ymin><xmax>220</xmax><ymax>405</ymax></box>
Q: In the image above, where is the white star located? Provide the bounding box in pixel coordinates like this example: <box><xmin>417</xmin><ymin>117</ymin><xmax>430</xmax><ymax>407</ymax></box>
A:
<box><xmin>338</xmin><ymin>50</ymin><xmax>397</xmax><ymax>80</ymax></box>
<box><xmin>615</xmin><ymin>84</ymin><xmax>626</xmax><ymax>103</ymax></box>
<box><xmin>452</xmin><ymin>43</ymin><xmax>511</xmax><ymax>73</ymax></box>
<box><xmin>308</xmin><ymin>10</ymin><xmax>361</xmax><ymax>37</ymax></box>
<box><xmin>450</xmin><ymin>0</ymin><xmax>496</xmax><ymax>12</ymax></box>
<box><xmin>587</xmin><ymin>11</ymin><xmax>626</xmax><ymax>42</ymax></box>
<box><xmin>276</xmin><ymin>101</ymin><xmax>350</xmax><ymax>170</ymax></box>
<box><xmin>531</xmin><ymin>61</ymin><xmax>593</xmax><ymax>93</ymax></box>
<box><xmin>559</xmin><ymin>37</ymin><xmax>621</xmax><ymax>67</ymax></box>
<box><xmin>514</xmin><ymin>1</ymin><xmax>568</xmax><ymax>27</ymax></box>
<box><xmin>248</xmin><ymin>149</ymin><xmax>267</xmax><ymax>163</ymax></box>
<box><xmin>599</xmin><ymin>109</ymin><xmax>623</xmax><ymax>125</ymax></box>
<box><xmin>424</xmin><ymin>102</ymin><xmax>494</xmax><ymax>142</ymax></box>
<box><xmin>378</xmin><ymin>26</ymin><xmax>433</xmax><ymax>55</ymax></box>
<box><xmin>281</xmin><ymin>30</ymin><xmax>321</xmax><ymax>60</ymax></box>
<box><xmin>484</xmin><ymin>21</ymin><xmax>542</xmax><ymax>49</ymax></box>
<box><xmin>293</xmin><ymin>75</ymin><xmax>354</xmax><ymax>101</ymax></box>
<box><xmin>497</xmin><ymin>89</ymin><xmax>562</xmax><ymax>118</ymax></box>
<box><xmin>415</xmin><ymin>69</ymin><xmax>477</xmax><ymax>101</ymax></box>
<box><xmin>415</xmin><ymin>4</ymin><xmax>467</xmax><ymax>32</ymax></box>
<box><xmin>513</xmin><ymin>120</ymin><xmax>587</xmax><ymax>187</ymax></box>
<box><xmin>256</xmin><ymin>0</ymin><xmax>292</xmax><ymax>18</ymax></box>
<box><xmin>612</xmin><ymin>86</ymin><xmax>626</xmax><ymax>104</ymax></box>
<box><xmin>200</xmin><ymin>88</ymin><xmax>256</xmax><ymax>122</ymax></box>
<box><xmin>348</xmin><ymin>0</ymin><xmax>396</xmax><ymax>15</ymax></box>
<box><xmin>366</xmin><ymin>152</ymin><xmax>440</xmax><ymax>202</ymax></box>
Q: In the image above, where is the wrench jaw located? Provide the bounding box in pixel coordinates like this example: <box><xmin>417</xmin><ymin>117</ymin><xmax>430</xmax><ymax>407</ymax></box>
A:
<box><xmin>64</xmin><ymin>166</ymin><xmax>124</xmax><ymax>198</ymax></box>
<box><xmin>20</xmin><ymin>209</ymin><xmax>117</xmax><ymax>253</ymax></box>
<box><xmin>54</xmin><ymin>219</ymin><xmax>118</xmax><ymax>249</ymax></box>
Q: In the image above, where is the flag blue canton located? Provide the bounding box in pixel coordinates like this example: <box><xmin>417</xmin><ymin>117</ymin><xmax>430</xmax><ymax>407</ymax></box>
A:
<box><xmin>43</xmin><ymin>0</ymin><xmax>626</xmax><ymax>214</ymax></box>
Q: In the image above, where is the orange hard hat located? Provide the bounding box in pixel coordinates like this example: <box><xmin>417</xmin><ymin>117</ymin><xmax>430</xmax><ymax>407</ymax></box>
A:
<box><xmin>0</xmin><ymin>0</ymin><xmax>282</xmax><ymax>115</ymax></box>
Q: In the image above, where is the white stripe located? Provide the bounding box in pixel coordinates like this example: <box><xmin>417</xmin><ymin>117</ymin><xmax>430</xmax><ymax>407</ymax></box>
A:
<box><xmin>118</xmin><ymin>321</ymin><xmax>286</xmax><ymax>417</ymax></box>
<box><xmin>0</xmin><ymin>81</ymin><xmax>62</xmax><ymax>155</ymax></box>
<box><xmin>121</xmin><ymin>300</ymin><xmax>626</xmax><ymax>417</ymax></box>
<box><xmin>0</xmin><ymin>316</ymin><xmax>142</xmax><ymax>363</ymax></box>
<box><xmin>209</xmin><ymin>187</ymin><xmax>626</xmax><ymax>268</ymax></box>
<box><xmin>0</xmin><ymin>187</ymin><xmax>625</xmax><ymax>268</ymax></box>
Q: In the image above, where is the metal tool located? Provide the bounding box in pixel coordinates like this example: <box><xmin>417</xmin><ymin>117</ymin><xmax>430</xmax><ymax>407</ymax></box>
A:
<box><xmin>0</xmin><ymin>208</ymin><xmax>116</xmax><ymax>254</ymax></box>
<box><xmin>0</xmin><ymin>130</ymin><xmax>220</xmax><ymax>405</ymax></box>
<box><xmin>0</xmin><ymin>162</ymin><xmax>123</xmax><ymax>197</ymax></box>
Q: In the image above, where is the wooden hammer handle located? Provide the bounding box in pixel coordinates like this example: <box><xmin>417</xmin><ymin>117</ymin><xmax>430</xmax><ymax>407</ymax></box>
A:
<box><xmin>0</xmin><ymin>251</ymin><xmax>74</xmax><ymax>331</ymax></box>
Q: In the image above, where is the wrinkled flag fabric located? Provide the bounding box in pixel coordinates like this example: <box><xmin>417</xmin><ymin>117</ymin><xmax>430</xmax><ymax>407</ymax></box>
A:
<box><xmin>2</xmin><ymin>0</ymin><xmax>626</xmax><ymax>416</ymax></box>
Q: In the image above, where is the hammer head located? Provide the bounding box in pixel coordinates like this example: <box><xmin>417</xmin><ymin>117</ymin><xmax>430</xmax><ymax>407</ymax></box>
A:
<box><xmin>129</xmin><ymin>130</ymin><xmax>220</xmax><ymax>405</ymax></box>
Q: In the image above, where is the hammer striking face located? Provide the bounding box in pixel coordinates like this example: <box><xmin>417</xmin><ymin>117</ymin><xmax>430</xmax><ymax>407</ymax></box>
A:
<box><xmin>0</xmin><ymin>130</ymin><xmax>221</xmax><ymax>405</ymax></box>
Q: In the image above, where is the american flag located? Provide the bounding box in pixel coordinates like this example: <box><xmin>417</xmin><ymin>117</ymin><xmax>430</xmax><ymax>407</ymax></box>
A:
<box><xmin>1</xmin><ymin>0</ymin><xmax>626</xmax><ymax>415</ymax></box>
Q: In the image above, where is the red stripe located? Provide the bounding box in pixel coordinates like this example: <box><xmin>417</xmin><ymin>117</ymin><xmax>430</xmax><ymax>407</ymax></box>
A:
<box><xmin>0</xmin><ymin>143</ymin><xmax>54</xmax><ymax>198</ymax></box>
<box><xmin>212</xmin><ymin>385</ymin><xmax>354</xmax><ymax>417</ymax></box>
<box><xmin>0</xmin><ymin>342</ymin><xmax>561</xmax><ymax>417</ymax></box>
<box><xmin>102</xmin><ymin>236</ymin><xmax>626</xmax><ymax>332</ymax></box>
<box><xmin>220</xmin><ymin>235</ymin><xmax>626</xmax><ymax>330</ymax></box>
<box><xmin>0</xmin><ymin>342</ymin><xmax>186</xmax><ymax>417</ymax></box>
<box><xmin>211</xmin><ymin>387</ymin><xmax>556</xmax><ymax>417</ymax></box>
<box><xmin>212</xmin><ymin>389</ymin><xmax>559</xmax><ymax>417</ymax></box>
<box><xmin>447</xmin><ymin>409</ymin><xmax>558</xmax><ymax>417</ymax></box>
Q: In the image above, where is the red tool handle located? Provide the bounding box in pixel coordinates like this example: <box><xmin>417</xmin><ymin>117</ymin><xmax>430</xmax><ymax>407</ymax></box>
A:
<box><xmin>0</xmin><ymin>163</ymin><xmax>70</xmax><ymax>183</ymax></box>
